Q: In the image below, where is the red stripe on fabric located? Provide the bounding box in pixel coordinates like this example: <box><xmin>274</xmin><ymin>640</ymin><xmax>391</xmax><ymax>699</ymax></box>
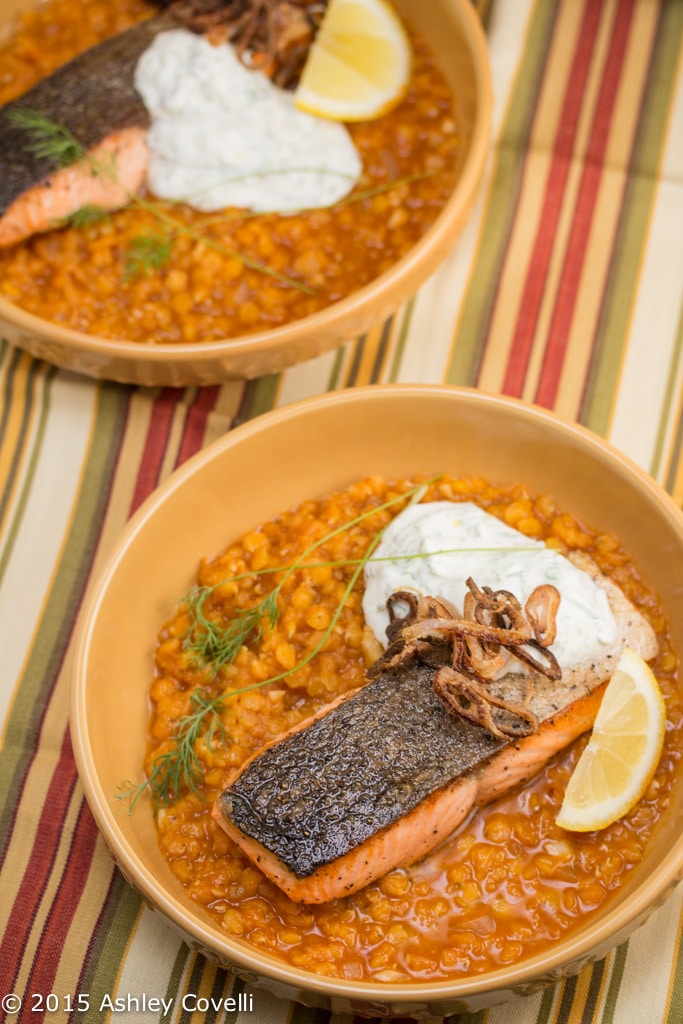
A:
<box><xmin>128</xmin><ymin>387</ymin><xmax>177</xmax><ymax>515</ymax></box>
<box><xmin>501</xmin><ymin>0</ymin><xmax>603</xmax><ymax>397</ymax></box>
<box><xmin>0</xmin><ymin>730</ymin><xmax>78</xmax><ymax>1001</ymax></box>
<box><xmin>18</xmin><ymin>798</ymin><xmax>101</xmax><ymax>1024</ymax></box>
<box><xmin>175</xmin><ymin>386</ymin><xmax>221</xmax><ymax>467</ymax></box>
<box><xmin>535</xmin><ymin>0</ymin><xmax>636</xmax><ymax>407</ymax></box>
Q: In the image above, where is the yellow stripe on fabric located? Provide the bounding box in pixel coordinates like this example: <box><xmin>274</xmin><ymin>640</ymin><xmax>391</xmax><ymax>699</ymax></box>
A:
<box><xmin>73</xmin><ymin>871</ymin><xmax>146</xmax><ymax>1022</ymax></box>
<box><xmin>50</xmin><ymin>833</ymin><xmax>123</xmax><ymax>1013</ymax></box>
<box><xmin>4</xmin><ymin>760</ymin><xmax>83</xmax><ymax>995</ymax></box>
<box><xmin>522</xmin><ymin>0</ymin><xmax>617</xmax><ymax>407</ymax></box>
<box><xmin>275</xmin><ymin>348</ymin><xmax>342</xmax><ymax>407</ymax></box>
<box><xmin>399</xmin><ymin>250</ymin><xmax>484</xmax><ymax>383</ymax></box>
<box><xmin>0</xmin><ymin>350</ymin><xmax>46</xmax><ymax>545</ymax></box>
<box><xmin>519</xmin><ymin>0</ymin><xmax>615</xmax><ymax>406</ymax></box>
<box><xmin>652</xmin><ymin>295</ymin><xmax>683</xmax><ymax>492</ymax></box>
<box><xmin>664</xmin><ymin>891</ymin><xmax>683</xmax><ymax>1023</ymax></box>
<box><xmin>476</xmin><ymin>0</ymin><xmax>587</xmax><ymax>394</ymax></box>
<box><xmin>606</xmin><ymin>894</ymin><xmax>683</xmax><ymax>1022</ymax></box>
<box><xmin>607</xmin><ymin>50</ymin><xmax>683</xmax><ymax>472</ymax></box>
<box><xmin>581</xmin><ymin>1</ymin><xmax>683</xmax><ymax>436</ymax></box>
<box><xmin>444</xmin><ymin>0</ymin><xmax>547</xmax><ymax>386</ymax></box>
<box><xmin>0</xmin><ymin>371</ymin><xmax>98</xmax><ymax>742</ymax></box>
<box><xmin>209</xmin><ymin>381</ymin><xmax>249</xmax><ymax>441</ymax></box>
<box><xmin>550</xmin><ymin>0</ymin><xmax>659</xmax><ymax>421</ymax></box>
<box><xmin>106</xmin><ymin>907</ymin><xmax>188</xmax><ymax>1023</ymax></box>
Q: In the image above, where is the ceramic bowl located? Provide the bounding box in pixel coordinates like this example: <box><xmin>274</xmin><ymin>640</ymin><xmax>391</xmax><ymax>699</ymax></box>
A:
<box><xmin>69</xmin><ymin>385</ymin><xmax>683</xmax><ymax>1018</ymax></box>
<box><xmin>0</xmin><ymin>0</ymin><xmax>491</xmax><ymax>387</ymax></box>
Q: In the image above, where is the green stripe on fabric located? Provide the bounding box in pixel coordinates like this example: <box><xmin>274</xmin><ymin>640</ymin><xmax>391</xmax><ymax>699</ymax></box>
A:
<box><xmin>71</xmin><ymin>871</ymin><xmax>144</xmax><ymax>1024</ymax></box>
<box><xmin>655</xmin><ymin>296</ymin><xmax>683</xmax><ymax>487</ymax></box>
<box><xmin>345</xmin><ymin>334</ymin><xmax>367</xmax><ymax>387</ymax></box>
<box><xmin>217</xmin><ymin>974</ymin><xmax>244</xmax><ymax>1024</ymax></box>
<box><xmin>370</xmin><ymin>319</ymin><xmax>392</xmax><ymax>383</ymax></box>
<box><xmin>665</xmin><ymin>906</ymin><xmax>683</xmax><ymax>1024</ymax></box>
<box><xmin>388</xmin><ymin>297</ymin><xmax>416</xmax><ymax>381</ymax></box>
<box><xmin>556</xmin><ymin>965</ymin><xmax>609</xmax><ymax>1024</ymax></box>
<box><xmin>536</xmin><ymin>983</ymin><xmax>556</xmax><ymax>1024</ymax></box>
<box><xmin>327</xmin><ymin>344</ymin><xmax>347</xmax><ymax>391</ymax></box>
<box><xmin>581</xmin><ymin>0</ymin><xmax>683</xmax><ymax>434</ymax></box>
<box><xmin>444</xmin><ymin>1009</ymin><xmax>487</xmax><ymax>1024</ymax></box>
<box><xmin>0</xmin><ymin>356</ymin><xmax>56</xmax><ymax>582</ymax></box>
<box><xmin>178</xmin><ymin>954</ymin><xmax>207</xmax><ymax>1024</ymax></box>
<box><xmin>0</xmin><ymin>381</ymin><xmax>130</xmax><ymax>842</ymax></box>
<box><xmin>0</xmin><ymin>347</ymin><xmax>37</xmax><ymax>518</ymax></box>
<box><xmin>289</xmin><ymin>1003</ymin><xmax>333</xmax><ymax>1024</ymax></box>
<box><xmin>600</xmin><ymin>944</ymin><xmax>629</xmax><ymax>1024</ymax></box>
<box><xmin>238</xmin><ymin>375</ymin><xmax>279</xmax><ymax>423</ymax></box>
<box><xmin>583</xmin><ymin>958</ymin><xmax>608</xmax><ymax>1023</ymax></box>
<box><xmin>163</xmin><ymin>941</ymin><xmax>192</xmax><ymax>1023</ymax></box>
<box><xmin>445</xmin><ymin>0</ymin><xmax>560</xmax><ymax>386</ymax></box>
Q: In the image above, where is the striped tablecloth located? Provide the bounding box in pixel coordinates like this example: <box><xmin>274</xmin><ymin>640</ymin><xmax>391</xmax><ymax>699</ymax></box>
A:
<box><xmin>2</xmin><ymin>1</ymin><xmax>682</xmax><ymax>1022</ymax></box>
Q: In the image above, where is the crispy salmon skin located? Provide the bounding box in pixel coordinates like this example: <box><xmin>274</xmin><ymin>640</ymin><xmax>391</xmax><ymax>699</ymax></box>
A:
<box><xmin>213</xmin><ymin>564</ymin><xmax>658</xmax><ymax>904</ymax></box>
<box><xmin>0</xmin><ymin>13</ymin><xmax>175</xmax><ymax>246</ymax></box>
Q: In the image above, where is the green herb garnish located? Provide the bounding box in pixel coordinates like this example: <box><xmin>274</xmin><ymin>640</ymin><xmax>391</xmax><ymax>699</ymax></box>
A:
<box><xmin>64</xmin><ymin>205</ymin><xmax>111</xmax><ymax>229</ymax></box>
<box><xmin>11</xmin><ymin>111</ymin><xmax>437</xmax><ymax>294</ymax></box>
<box><xmin>120</xmin><ymin>688</ymin><xmax>227</xmax><ymax>814</ymax></box>
<box><xmin>9</xmin><ymin>107</ymin><xmax>86</xmax><ymax>167</ymax></box>
<box><xmin>124</xmin><ymin>232</ymin><xmax>175</xmax><ymax>281</ymax></box>
<box><xmin>118</xmin><ymin>479</ymin><xmax>436</xmax><ymax>812</ymax></box>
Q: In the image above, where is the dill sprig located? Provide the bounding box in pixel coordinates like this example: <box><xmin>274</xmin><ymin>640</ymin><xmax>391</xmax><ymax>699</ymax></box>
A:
<box><xmin>124</xmin><ymin>231</ymin><xmax>175</xmax><ymax>281</ymax></box>
<box><xmin>182</xmin><ymin>588</ymin><xmax>280</xmax><ymax>674</ymax></box>
<box><xmin>10</xmin><ymin>110</ymin><xmax>437</xmax><ymax>293</ymax></box>
<box><xmin>119</xmin><ymin>479</ymin><xmax>436</xmax><ymax>812</ymax></box>
<box><xmin>64</xmin><ymin>204</ymin><xmax>112</xmax><ymax>229</ymax></box>
<box><xmin>181</xmin><ymin>480</ymin><xmax>435</xmax><ymax>674</ymax></box>
<box><xmin>120</xmin><ymin>688</ymin><xmax>228</xmax><ymax>814</ymax></box>
<box><xmin>8</xmin><ymin>107</ymin><xmax>86</xmax><ymax>167</ymax></box>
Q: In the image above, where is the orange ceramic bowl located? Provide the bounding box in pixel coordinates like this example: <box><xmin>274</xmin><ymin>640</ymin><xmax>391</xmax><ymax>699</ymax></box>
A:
<box><xmin>70</xmin><ymin>385</ymin><xmax>683</xmax><ymax>1017</ymax></box>
<box><xmin>0</xmin><ymin>0</ymin><xmax>491</xmax><ymax>387</ymax></box>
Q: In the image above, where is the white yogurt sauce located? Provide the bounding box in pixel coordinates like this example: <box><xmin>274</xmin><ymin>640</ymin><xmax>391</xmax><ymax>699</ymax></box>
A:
<box><xmin>134</xmin><ymin>29</ymin><xmax>362</xmax><ymax>213</ymax></box>
<box><xmin>362</xmin><ymin>501</ymin><xmax>618</xmax><ymax>670</ymax></box>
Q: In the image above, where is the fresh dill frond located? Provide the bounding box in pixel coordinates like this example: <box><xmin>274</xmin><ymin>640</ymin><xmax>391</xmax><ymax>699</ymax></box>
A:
<box><xmin>118</xmin><ymin>687</ymin><xmax>228</xmax><ymax>813</ymax></box>
<box><xmin>8</xmin><ymin>112</ymin><xmax>433</xmax><ymax>297</ymax></box>
<box><xmin>182</xmin><ymin>587</ymin><xmax>279</xmax><ymax>673</ymax></box>
<box><xmin>63</xmin><ymin>204</ymin><xmax>111</xmax><ymax>229</ymax></box>
<box><xmin>9</xmin><ymin>108</ymin><xmax>85</xmax><ymax>167</ymax></box>
<box><xmin>124</xmin><ymin>232</ymin><xmax>174</xmax><ymax>280</ymax></box>
<box><xmin>121</xmin><ymin>477</ymin><xmax>443</xmax><ymax>812</ymax></box>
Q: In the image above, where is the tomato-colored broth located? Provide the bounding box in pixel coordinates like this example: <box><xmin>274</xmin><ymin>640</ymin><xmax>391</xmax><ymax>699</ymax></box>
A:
<box><xmin>144</xmin><ymin>475</ymin><xmax>682</xmax><ymax>982</ymax></box>
<box><xmin>0</xmin><ymin>0</ymin><xmax>459</xmax><ymax>344</ymax></box>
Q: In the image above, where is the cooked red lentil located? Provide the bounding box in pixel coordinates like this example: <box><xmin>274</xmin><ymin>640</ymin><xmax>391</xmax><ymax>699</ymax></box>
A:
<box><xmin>145</xmin><ymin>475</ymin><xmax>681</xmax><ymax>982</ymax></box>
<box><xmin>0</xmin><ymin>0</ymin><xmax>459</xmax><ymax>344</ymax></box>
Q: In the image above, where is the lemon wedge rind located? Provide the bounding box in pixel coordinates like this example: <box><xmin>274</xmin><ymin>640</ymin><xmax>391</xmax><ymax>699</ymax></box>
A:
<box><xmin>294</xmin><ymin>0</ymin><xmax>412</xmax><ymax>122</ymax></box>
<box><xmin>556</xmin><ymin>647</ymin><xmax>666</xmax><ymax>833</ymax></box>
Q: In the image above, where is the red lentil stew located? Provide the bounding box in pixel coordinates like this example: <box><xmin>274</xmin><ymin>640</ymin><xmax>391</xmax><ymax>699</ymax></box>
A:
<box><xmin>144</xmin><ymin>475</ymin><xmax>682</xmax><ymax>982</ymax></box>
<box><xmin>0</xmin><ymin>0</ymin><xmax>459</xmax><ymax>344</ymax></box>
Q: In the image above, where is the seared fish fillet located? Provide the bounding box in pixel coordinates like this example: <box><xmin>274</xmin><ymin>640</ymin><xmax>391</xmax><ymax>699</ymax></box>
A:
<box><xmin>213</xmin><ymin>566</ymin><xmax>657</xmax><ymax>904</ymax></box>
<box><xmin>0</xmin><ymin>13</ymin><xmax>175</xmax><ymax>246</ymax></box>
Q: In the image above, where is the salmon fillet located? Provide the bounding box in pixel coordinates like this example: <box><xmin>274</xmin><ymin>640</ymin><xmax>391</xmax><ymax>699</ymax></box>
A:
<box><xmin>213</xmin><ymin>568</ymin><xmax>658</xmax><ymax>905</ymax></box>
<box><xmin>0</xmin><ymin>128</ymin><xmax>149</xmax><ymax>247</ymax></box>
<box><xmin>0</xmin><ymin>13</ymin><xmax>175</xmax><ymax>247</ymax></box>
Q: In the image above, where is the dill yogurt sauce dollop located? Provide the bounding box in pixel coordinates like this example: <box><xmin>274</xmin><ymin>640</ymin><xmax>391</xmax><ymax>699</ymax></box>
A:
<box><xmin>134</xmin><ymin>29</ymin><xmax>363</xmax><ymax>213</ymax></box>
<box><xmin>363</xmin><ymin>501</ymin><xmax>619</xmax><ymax>670</ymax></box>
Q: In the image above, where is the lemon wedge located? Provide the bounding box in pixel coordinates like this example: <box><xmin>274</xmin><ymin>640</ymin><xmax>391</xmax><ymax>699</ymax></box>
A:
<box><xmin>556</xmin><ymin>648</ymin><xmax>666</xmax><ymax>832</ymax></box>
<box><xmin>294</xmin><ymin>0</ymin><xmax>412</xmax><ymax>121</ymax></box>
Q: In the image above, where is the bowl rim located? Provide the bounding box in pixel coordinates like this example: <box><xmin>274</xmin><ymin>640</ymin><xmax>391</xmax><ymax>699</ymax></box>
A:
<box><xmin>70</xmin><ymin>384</ymin><xmax>683</xmax><ymax>1003</ymax></box>
<box><xmin>0</xmin><ymin>0</ymin><xmax>493</xmax><ymax>372</ymax></box>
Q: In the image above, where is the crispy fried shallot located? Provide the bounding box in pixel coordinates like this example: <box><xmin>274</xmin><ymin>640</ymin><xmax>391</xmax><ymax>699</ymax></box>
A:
<box><xmin>369</xmin><ymin>579</ymin><xmax>562</xmax><ymax>739</ymax></box>
<box><xmin>153</xmin><ymin>0</ymin><xmax>327</xmax><ymax>87</ymax></box>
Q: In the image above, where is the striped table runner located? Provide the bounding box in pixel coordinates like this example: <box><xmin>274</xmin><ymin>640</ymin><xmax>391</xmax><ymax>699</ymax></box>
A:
<box><xmin>1</xmin><ymin>1</ymin><xmax>682</xmax><ymax>1022</ymax></box>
